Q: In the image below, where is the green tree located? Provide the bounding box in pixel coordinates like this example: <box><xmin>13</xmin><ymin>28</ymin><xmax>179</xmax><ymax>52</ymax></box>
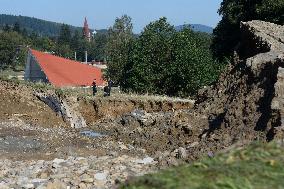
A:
<box><xmin>78</xmin><ymin>38</ymin><xmax>91</xmax><ymax>62</ymax></box>
<box><xmin>58</xmin><ymin>24</ymin><xmax>71</xmax><ymax>45</ymax></box>
<box><xmin>169</xmin><ymin>28</ymin><xmax>222</xmax><ymax>96</ymax></box>
<box><xmin>21</xmin><ymin>28</ymin><xmax>28</xmax><ymax>37</ymax></box>
<box><xmin>70</xmin><ymin>30</ymin><xmax>82</xmax><ymax>60</ymax></box>
<box><xmin>92</xmin><ymin>32</ymin><xmax>108</xmax><ymax>61</ymax></box>
<box><xmin>56</xmin><ymin>24</ymin><xmax>73</xmax><ymax>58</ymax></box>
<box><xmin>70</xmin><ymin>30</ymin><xmax>81</xmax><ymax>50</ymax></box>
<box><xmin>3</xmin><ymin>24</ymin><xmax>11</xmax><ymax>32</ymax></box>
<box><xmin>123</xmin><ymin>18</ymin><xmax>223</xmax><ymax>97</ymax></box>
<box><xmin>38</xmin><ymin>37</ymin><xmax>56</xmax><ymax>52</ymax></box>
<box><xmin>0</xmin><ymin>32</ymin><xmax>26</xmax><ymax>70</ymax></box>
<box><xmin>105</xmin><ymin>15</ymin><xmax>134</xmax><ymax>84</ymax></box>
<box><xmin>123</xmin><ymin>17</ymin><xmax>175</xmax><ymax>94</ymax></box>
<box><xmin>13</xmin><ymin>22</ymin><xmax>21</xmax><ymax>33</ymax></box>
<box><xmin>212</xmin><ymin>0</ymin><xmax>284</xmax><ymax>60</ymax></box>
<box><xmin>55</xmin><ymin>44</ymin><xmax>72</xmax><ymax>59</ymax></box>
<box><xmin>69</xmin><ymin>30</ymin><xmax>91</xmax><ymax>62</ymax></box>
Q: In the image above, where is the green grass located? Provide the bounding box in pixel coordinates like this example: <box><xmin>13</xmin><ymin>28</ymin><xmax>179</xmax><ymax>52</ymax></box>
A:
<box><xmin>121</xmin><ymin>142</ymin><xmax>284</xmax><ymax>189</ymax></box>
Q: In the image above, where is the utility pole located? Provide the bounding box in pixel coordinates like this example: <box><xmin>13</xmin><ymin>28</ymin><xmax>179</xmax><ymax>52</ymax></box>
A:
<box><xmin>74</xmin><ymin>52</ymin><xmax>77</xmax><ymax>61</ymax></box>
<box><xmin>85</xmin><ymin>51</ymin><xmax>88</xmax><ymax>64</ymax></box>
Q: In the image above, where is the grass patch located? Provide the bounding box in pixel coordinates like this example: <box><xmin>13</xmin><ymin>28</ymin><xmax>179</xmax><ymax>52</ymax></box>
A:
<box><xmin>121</xmin><ymin>142</ymin><xmax>284</xmax><ymax>189</ymax></box>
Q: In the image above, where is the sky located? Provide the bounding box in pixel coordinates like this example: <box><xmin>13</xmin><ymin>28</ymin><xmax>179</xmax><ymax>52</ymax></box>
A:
<box><xmin>0</xmin><ymin>0</ymin><xmax>222</xmax><ymax>33</ymax></box>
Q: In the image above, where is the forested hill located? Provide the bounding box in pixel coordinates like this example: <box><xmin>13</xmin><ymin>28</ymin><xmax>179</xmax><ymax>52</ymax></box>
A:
<box><xmin>0</xmin><ymin>14</ymin><xmax>105</xmax><ymax>37</ymax></box>
<box><xmin>175</xmin><ymin>24</ymin><xmax>213</xmax><ymax>34</ymax></box>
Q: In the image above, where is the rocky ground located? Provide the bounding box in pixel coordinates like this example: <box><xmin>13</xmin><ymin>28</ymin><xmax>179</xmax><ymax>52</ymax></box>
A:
<box><xmin>0</xmin><ymin>150</ymin><xmax>156</xmax><ymax>189</ymax></box>
<box><xmin>0</xmin><ymin>119</ymin><xmax>160</xmax><ymax>189</ymax></box>
<box><xmin>0</xmin><ymin>81</ymin><xmax>191</xmax><ymax>189</ymax></box>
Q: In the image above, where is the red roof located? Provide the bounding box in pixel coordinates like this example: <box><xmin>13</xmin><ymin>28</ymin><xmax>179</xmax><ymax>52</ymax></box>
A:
<box><xmin>30</xmin><ymin>49</ymin><xmax>105</xmax><ymax>87</ymax></box>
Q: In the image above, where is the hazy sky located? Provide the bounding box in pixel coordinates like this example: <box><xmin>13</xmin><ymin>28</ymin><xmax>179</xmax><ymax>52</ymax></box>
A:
<box><xmin>0</xmin><ymin>0</ymin><xmax>222</xmax><ymax>32</ymax></box>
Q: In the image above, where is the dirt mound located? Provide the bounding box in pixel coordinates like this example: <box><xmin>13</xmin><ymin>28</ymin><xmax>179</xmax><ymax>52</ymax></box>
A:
<box><xmin>0</xmin><ymin>80</ymin><xmax>66</xmax><ymax>128</ymax></box>
<box><xmin>196</xmin><ymin>20</ymin><xmax>284</xmax><ymax>142</ymax></box>
<box><xmin>91</xmin><ymin>21</ymin><xmax>284</xmax><ymax>162</ymax></box>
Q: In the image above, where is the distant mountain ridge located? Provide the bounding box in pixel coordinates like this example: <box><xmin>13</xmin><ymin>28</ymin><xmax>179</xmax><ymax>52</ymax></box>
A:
<box><xmin>175</xmin><ymin>24</ymin><xmax>213</xmax><ymax>34</ymax></box>
<box><xmin>0</xmin><ymin>14</ymin><xmax>106</xmax><ymax>37</ymax></box>
<box><xmin>0</xmin><ymin>14</ymin><xmax>213</xmax><ymax>36</ymax></box>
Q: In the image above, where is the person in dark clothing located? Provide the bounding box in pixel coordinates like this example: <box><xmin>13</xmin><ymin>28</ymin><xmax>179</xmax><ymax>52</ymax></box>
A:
<box><xmin>108</xmin><ymin>80</ymin><xmax>113</xmax><ymax>92</ymax></box>
<box><xmin>103</xmin><ymin>86</ymin><xmax>109</xmax><ymax>97</ymax></box>
<box><xmin>103</xmin><ymin>80</ymin><xmax>114</xmax><ymax>97</ymax></box>
<box><xmin>92</xmin><ymin>79</ymin><xmax>97</xmax><ymax>96</ymax></box>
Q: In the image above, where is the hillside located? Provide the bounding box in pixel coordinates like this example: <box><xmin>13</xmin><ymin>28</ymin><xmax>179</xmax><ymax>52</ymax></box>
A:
<box><xmin>0</xmin><ymin>14</ymin><xmax>106</xmax><ymax>37</ymax></box>
<box><xmin>175</xmin><ymin>24</ymin><xmax>213</xmax><ymax>33</ymax></box>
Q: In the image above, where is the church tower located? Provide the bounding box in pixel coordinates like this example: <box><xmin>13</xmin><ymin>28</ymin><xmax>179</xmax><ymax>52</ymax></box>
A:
<box><xmin>83</xmin><ymin>17</ymin><xmax>91</xmax><ymax>42</ymax></box>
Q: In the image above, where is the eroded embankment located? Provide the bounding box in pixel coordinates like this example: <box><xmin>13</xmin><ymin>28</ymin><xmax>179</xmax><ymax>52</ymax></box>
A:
<box><xmin>88</xmin><ymin>21</ymin><xmax>284</xmax><ymax>164</ymax></box>
<box><xmin>78</xmin><ymin>96</ymin><xmax>194</xmax><ymax>125</ymax></box>
<box><xmin>0</xmin><ymin>81</ymin><xmax>195</xmax><ymax>188</ymax></box>
<box><xmin>0</xmin><ymin>81</ymin><xmax>65</xmax><ymax>128</ymax></box>
<box><xmin>0</xmin><ymin>80</ymin><xmax>195</xmax><ymax>160</ymax></box>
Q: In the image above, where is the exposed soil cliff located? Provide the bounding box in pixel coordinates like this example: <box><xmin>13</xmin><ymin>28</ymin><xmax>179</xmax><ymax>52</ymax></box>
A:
<box><xmin>79</xmin><ymin>96</ymin><xmax>194</xmax><ymax>125</ymax></box>
<box><xmin>90</xmin><ymin>21</ymin><xmax>284</xmax><ymax>163</ymax></box>
<box><xmin>196</xmin><ymin>21</ymin><xmax>284</xmax><ymax>143</ymax></box>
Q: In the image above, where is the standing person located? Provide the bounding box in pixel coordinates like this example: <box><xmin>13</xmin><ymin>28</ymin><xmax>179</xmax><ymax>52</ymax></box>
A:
<box><xmin>92</xmin><ymin>79</ymin><xmax>97</xmax><ymax>96</ymax></box>
<box><xmin>107</xmin><ymin>80</ymin><xmax>113</xmax><ymax>96</ymax></box>
<box><xmin>103</xmin><ymin>80</ymin><xmax>113</xmax><ymax>97</ymax></box>
<box><xmin>103</xmin><ymin>86</ymin><xmax>109</xmax><ymax>97</ymax></box>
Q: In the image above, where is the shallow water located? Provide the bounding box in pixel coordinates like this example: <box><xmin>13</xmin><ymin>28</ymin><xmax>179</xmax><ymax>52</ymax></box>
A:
<box><xmin>80</xmin><ymin>130</ymin><xmax>105</xmax><ymax>138</ymax></box>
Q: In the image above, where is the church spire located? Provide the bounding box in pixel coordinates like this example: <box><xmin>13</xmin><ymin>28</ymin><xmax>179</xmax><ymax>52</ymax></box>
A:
<box><xmin>83</xmin><ymin>17</ymin><xmax>91</xmax><ymax>42</ymax></box>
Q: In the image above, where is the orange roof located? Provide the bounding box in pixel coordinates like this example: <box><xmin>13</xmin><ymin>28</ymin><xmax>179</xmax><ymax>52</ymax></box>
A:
<box><xmin>30</xmin><ymin>49</ymin><xmax>105</xmax><ymax>87</ymax></box>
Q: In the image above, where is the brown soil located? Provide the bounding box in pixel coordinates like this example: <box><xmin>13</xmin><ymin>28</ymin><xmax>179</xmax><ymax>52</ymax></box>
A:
<box><xmin>87</xmin><ymin>21</ymin><xmax>284</xmax><ymax>163</ymax></box>
<box><xmin>0</xmin><ymin>80</ymin><xmax>193</xmax><ymax>162</ymax></box>
<box><xmin>0</xmin><ymin>81</ymin><xmax>65</xmax><ymax>128</ymax></box>
<box><xmin>79</xmin><ymin>98</ymin><xmax>194</xmax><ymax>125</ymax></box>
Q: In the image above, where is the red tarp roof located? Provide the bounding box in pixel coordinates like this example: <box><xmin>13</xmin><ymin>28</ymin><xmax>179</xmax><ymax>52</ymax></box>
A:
<box><xmin>30</xmin><ymin>49</ymin><xmax>105</xmax><ymax>87</ymax></box>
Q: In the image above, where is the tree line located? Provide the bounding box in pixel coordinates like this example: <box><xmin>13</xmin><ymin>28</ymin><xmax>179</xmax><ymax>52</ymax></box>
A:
<box><xmin>0</xmin><ymin>16</ymin><xmax>221</xmax><ymax>97</ymax></box>
<box><xmin>0</xmin><ymin>0</ymin><xmax>283</xmax><ymax>97</ymax></box>
<box><xmin>106</xmin><ymin>0</ymin><xmax>284</xmax><ymax>97</ymax></box>
<box><xmin>0</xmin><ymin>22</ymin><xmax>108</xmax><ymax>70</ymax></box>
<box><xmin>0</xmin><ymin>14</ymin><xmax>83</xmax><ymax>37</ymax></box>
<box><xmin>105</xmin><ymin>16</ymin><xmax>223</xmax><ymax>97</ymax></box>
